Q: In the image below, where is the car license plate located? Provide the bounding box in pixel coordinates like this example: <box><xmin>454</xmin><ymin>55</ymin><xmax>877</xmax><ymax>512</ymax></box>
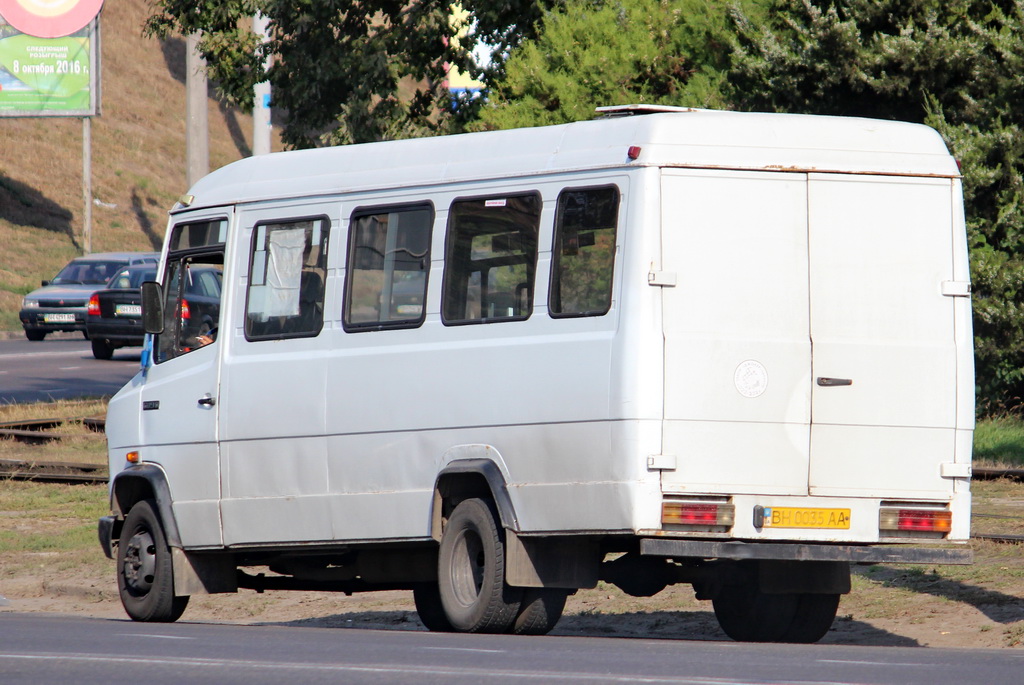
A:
<box><xmin>43</xmin><ymin>313</ymin><xmax>76</xmax><ymax>323</ymax></box>
<box><xmin>761</xmin><ymin>507</ymin><xmax>850</xmax><ymax>530</ymax></box>
<box><xmin>115</xmin><ymin>304</ymin><xmax>142</xmax><ymax>316</ymax></box>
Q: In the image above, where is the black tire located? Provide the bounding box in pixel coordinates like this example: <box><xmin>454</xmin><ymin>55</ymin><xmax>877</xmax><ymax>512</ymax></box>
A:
<box><xmin>713</xmin><ymin>583</ymin><xmax>838</xmax><ymax>643</ymax></box>
<box><xmin>24</xmin><ymin>328</ymin><xmax>45</xmax><ymax>341</ymax></box>
<box><xmin>511</xmin><ymin>588</ymin><xmax>569</xmax><ymax>635</ymax></box>
<box><xmin>116</xmin><ymin>499</ymin><xmax>188</xmax><ymax>622</ymax></box>
<box><xmin>91</xmin><ymin>338</ymin><xmax>115</xmax><ymax>360</ymax></box>
<box><xmin>413</xmin><ymin>583</ymin><xmax>454</xmax><ymax>632</ymax></box>
<box><xmin>713</xmin><ymin>581</ymin><xmax>798</xmax><ymax>642</ymax></box>
<box><xmin>779</xmin><ymin>593</ymin><xmax>841</xmax><ymax>643</ymax></box>
<box><xmin>437</xmin><ymin>498</ymin><xmax>522</xmax><ymax>633</ymax></box>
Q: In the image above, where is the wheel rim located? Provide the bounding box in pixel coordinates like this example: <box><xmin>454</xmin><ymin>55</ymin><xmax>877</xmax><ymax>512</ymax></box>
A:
<box><xmin>122</xmin><ymin>528</ymin><xmax>157</xmax><ymax>596</ymax></box>
<box><xmin>450</xmin><ymin>528</ymin><xmax>485</xmax><ymax>607</ymax></box>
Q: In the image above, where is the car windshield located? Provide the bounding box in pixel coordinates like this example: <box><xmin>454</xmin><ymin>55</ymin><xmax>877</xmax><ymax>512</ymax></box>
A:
<box><xmin>51</xmin><ymin>259</ymin><xmax>127</xmax><ymax>285</ymax></box>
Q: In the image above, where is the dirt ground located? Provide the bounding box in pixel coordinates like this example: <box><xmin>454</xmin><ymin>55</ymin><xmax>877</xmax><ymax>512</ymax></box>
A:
<box><xmin>3</xmin><ymin>542</ymin><xmax>1023</xmax><ymax>649</ymax></box>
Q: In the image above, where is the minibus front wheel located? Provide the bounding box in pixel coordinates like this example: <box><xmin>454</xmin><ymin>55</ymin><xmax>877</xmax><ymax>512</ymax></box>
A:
<box><xmin>116</xmin><ymin>499</ymin><xmax>188</xmax><ymax>622</ymax></box>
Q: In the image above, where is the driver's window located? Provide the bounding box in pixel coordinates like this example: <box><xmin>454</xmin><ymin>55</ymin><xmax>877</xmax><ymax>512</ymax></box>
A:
<box><xmin>156</xmin><ymin>256</ymin><xmax>224</xmax><ymax>362</ymax></box>
<box><xmin>154</xmin><ymin>218</ymin><xmax>226</xmax><ymax>364</ymax></box>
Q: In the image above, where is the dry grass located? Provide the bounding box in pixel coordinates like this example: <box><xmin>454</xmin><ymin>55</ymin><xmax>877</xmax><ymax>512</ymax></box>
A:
<box><xmin>0</xmin><ymin>0</ymin><xmax>282</xmax><ymax>330</ymax></box>
<box><xmin>0</xmin><ymin>398</ymin><xmax>107</xmax><ymax>465</ymax></box>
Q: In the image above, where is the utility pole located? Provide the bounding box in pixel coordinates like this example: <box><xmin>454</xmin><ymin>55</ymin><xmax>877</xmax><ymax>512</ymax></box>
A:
<box><xmin>252</xmin><ymin>13</ymin><xmax>272</xmax><ymax>156</ymax></box>
<box><xmin>186</xmin><ymin>32</ymin><xmax>209</xmax><ymax>188</ymax></box>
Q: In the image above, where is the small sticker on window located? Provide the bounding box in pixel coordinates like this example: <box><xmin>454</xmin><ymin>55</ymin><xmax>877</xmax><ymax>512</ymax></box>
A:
<box><xmin>485</xmin><ymin>199</ymin><xmax>507</xmax><ymax>208</ymax></box>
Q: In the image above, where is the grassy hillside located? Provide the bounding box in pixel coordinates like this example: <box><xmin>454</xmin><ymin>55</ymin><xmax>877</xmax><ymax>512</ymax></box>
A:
<box><xmin>0</xmin><ymin>0</ymin><xmax>281</xmax><ymax>332</ymax></box>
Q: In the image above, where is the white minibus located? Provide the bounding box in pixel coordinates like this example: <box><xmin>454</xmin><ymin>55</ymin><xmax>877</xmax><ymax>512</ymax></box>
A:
<box><xmin>99</xmin><ymin>105</ymin><xmax>974</xmax><ymax>642</ymax></box>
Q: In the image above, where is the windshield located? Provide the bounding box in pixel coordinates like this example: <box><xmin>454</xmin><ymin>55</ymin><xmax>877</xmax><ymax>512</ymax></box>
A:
<box><xmin>51</xmin><ymin>259</ymin><xmax>127</xmax><ymax>285</ymax></box>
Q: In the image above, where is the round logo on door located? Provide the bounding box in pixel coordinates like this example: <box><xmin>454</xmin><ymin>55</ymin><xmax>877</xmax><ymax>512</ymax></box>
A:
<box><xmin>734</xmin><ymin>360</ymin><xmax>768</xmax><ymax>398</ymax></box>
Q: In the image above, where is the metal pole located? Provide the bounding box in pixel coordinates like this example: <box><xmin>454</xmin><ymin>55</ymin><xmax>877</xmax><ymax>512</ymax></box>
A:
<box><xmin>186</xmin><ymin>32</ymin><xmax>209</xmax><ymax>188</ymax></box>
<box><xmin>82</xmin><ymin>117</ymin><xmax>92</xmax><ymax>254</ymax></box>
<box><xmin>252</xmin><ymin>13</ymin><xmax>272</xmax><ymax>156</ymax></box>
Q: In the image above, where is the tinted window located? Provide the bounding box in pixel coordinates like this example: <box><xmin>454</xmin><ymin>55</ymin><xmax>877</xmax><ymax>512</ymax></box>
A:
<box><xmin>344</xmin><ymin>204</ymin><xmax>432</xmax><ymax>330</ymax></box>
<box><xmin>442</xmin><ymin>193</ymin><xmax>541</xmax><ymax>324</ymax></box>
<box><xmin>549</xmin><ymin>186</ymin><xmax>619</xmax><ymax>317</ymax></box>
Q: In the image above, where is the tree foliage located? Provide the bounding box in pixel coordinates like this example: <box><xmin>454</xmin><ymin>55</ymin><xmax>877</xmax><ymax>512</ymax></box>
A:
<box><xmin>144</xmin><ymin>0</ymin><xmax>549</xmax><ymax>147</ymax></box>
<box><xmin>474</xmin><ymin>0</ymin><xmax>761</xmax><ymax>129</ymax></box>
<box><xmin>730</xmin><ymin>0</ymin><xmax>1024</xmax><ymax>411</ymax></box>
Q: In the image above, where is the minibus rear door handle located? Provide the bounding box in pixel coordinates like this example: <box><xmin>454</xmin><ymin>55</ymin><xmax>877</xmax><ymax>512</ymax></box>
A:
<box><xmin>816</xmin><ymin>377</ymin><xmax>853</xmax><ymax>387</ymax></box>
<box><xmin>198</xmin><ymin>394</ymin><xmax>217</xmax><ymax>406</ymax></box>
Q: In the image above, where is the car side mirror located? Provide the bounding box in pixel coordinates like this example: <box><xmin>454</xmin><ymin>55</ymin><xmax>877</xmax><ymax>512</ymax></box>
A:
<box><xmin>41</xmin><ymin>280</ymin><xmax>49</xmax><ymax>286</ymax></box>
<box><xmin>141</xmin><ymin>281</ymin><xmax>165</xmax><ymax>334</ymax></box>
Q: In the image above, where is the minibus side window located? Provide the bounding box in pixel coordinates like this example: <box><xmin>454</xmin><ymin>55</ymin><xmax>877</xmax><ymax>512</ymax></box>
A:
<box><xmin>549</xmin><ymin>186</ymin><xmax>619</xmax><ymax>317</ymax></box>
<box><xmin>442</xmin><ymin>193</ymin><xmax>541</xmax><ymax>324</ymax></box>
<box><xmin>245</xmin><ymin>217</ymin><xmax>329</xmax><ymax>340</ymax></box>
<box><xmin>344</xmin><ymin>204</ymin><xmax>432</xmax><ymax>331</ymax></box>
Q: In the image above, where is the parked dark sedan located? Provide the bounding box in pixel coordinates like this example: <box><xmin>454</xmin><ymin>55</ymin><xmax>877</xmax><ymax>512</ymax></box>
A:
<box><xmin>86</xmin><ymin>264</ymin><xmax>222</xmax><ymax>360</ymax></box>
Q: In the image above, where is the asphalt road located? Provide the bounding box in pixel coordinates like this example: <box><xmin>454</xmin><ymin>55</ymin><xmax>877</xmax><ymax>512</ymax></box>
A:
<box><xmin>2</xmin><ymin>613</ymin><xmax>1023</xmax><ymax>685</ymax></box>
<box><xmin>0</xmin><ymin>337</ymin><xmax>141</xmax><ymax>404</ymax></box>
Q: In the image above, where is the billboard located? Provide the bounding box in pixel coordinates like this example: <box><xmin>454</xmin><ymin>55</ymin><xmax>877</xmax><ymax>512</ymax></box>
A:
<box><xmin>0</xmin><ymin>1</ymin><xmax>102</xmax><ymax>116</ymax></box>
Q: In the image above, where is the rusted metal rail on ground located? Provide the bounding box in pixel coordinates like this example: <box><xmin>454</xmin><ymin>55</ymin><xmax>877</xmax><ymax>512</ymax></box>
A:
<box><xmin>0</xmin><ymin>416</ymin><xmax>105</xmax><ymax>444</ymax></box>
<box><xmin>0</xmin><ymin>458</ymin><xmax>107</xmax><ymax>484</ymax></box>
<box><xmin>973</xmin><ymin>466</ymin><xmax>1024</xmax><ymax>482</ymax></box>
<box><xmin>0</xmin><ymin>415</ymin><xmax>107</xmax><ymax>484</ymax></box>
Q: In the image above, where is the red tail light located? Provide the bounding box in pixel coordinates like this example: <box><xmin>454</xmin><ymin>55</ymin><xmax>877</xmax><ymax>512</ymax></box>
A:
<box><xmin>180</xmin><ymin>298</ymin><xmax>191</xmax><ymax>320</ymax></box>
<box><xmin>662</xmin><ymin>501</ymin><xmax>735</xmax><ymax>527</ymax></box>
<box><xmin>879</xmin><ymin>508</ymin><xmax>952</xmax><ymax>534</ymax></box>
<box><xmin>87</xmin><ymin>294</ymin><xmax>100</xmax><ymax>316</ymax></box>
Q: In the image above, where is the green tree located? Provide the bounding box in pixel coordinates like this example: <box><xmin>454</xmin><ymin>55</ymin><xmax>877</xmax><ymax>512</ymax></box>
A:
<box><xmin>730</xmin><ymin>0</ymin><xmax>1024</xmax><ymax>411</ymax></box>
<box><xmin>145</xmin><ymin>0</ymin><xmax>549</xmax><ymax>148</ymax></box>
<box><xmin>475</xmin><ymin>0</ymin><xmax>763</xmax><ymax>129</ymax></box>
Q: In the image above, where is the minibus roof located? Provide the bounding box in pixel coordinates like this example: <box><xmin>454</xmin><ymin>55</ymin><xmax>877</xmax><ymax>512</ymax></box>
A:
<box><xmin>179</xmin><ymin>109</ymin><xmax>959</xmax><ymax>211</ymax></box>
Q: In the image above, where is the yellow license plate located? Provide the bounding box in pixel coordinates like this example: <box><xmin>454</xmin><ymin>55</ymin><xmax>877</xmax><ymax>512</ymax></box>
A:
<box><xmin>762</xmin><ymin>507</ymin><xmax>850</xmax><ymax>530</ymax></box>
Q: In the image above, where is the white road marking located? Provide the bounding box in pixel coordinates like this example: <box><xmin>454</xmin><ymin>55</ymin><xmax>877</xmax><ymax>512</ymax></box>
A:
<box><xmin>0</xmin><ymin>653</ymin><xmax>836</xmax><ymax>684</ymax></box>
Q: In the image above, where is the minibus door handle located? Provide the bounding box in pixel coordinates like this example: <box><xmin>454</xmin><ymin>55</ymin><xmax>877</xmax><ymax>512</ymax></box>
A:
<box><xmin>198</xmin><ymin>394</ymin><xmax>217</xmax><ymax>407</ymax></box>
<box><xmin>816</xmin><ymin>377</ymin><xmax>853</xmax><ymax>387</ymax></box>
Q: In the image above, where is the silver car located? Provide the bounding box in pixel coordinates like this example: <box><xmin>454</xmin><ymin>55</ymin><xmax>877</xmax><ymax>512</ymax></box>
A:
<box><xmin>19</xmin><ymin>252</ymin><xmax>158</xmax><ymax>341</ymax></box>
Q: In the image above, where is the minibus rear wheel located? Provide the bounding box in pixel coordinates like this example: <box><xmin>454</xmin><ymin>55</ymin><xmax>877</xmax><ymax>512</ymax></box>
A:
<box><xmin>511</xmin><ymin>588</ymin><xmax>569</xmax><ymax>635</ymax></box>
<box><xmin>437</xmin><ymin>497</ymin><xmax>522</xmax><ymax>632</ymax></box>
<box><xmin>116</xmin><ymin>499</ymin><xmax>188</xmax><ymax>622</ymax></box>
<box><xmin>712</xmin><ymin>582</ymin><xmax>838</xmax><ymax>643</ymax></box>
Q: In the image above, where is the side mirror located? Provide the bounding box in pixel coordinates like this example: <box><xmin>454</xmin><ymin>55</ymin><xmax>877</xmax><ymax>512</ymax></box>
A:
<box><xmin>41</xmin><ymin>280</ymin><xmax>49</xmax><ymax>286</ymax></box>
<box><xmin>141</xmin><ymin>281</ymin><xmax>165</xmax><ymax>334</ymax></box>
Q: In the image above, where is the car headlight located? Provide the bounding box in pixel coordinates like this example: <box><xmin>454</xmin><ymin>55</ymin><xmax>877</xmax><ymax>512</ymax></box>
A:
<box><xmin>22</xmin><ymin>298</ymin><xmax>40</xmax><ymax>308</ymax></box>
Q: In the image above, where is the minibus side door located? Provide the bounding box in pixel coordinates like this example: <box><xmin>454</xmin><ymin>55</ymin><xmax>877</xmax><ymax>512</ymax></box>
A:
<box><xmin>139</xmin><ymin>213</ymin><xmax>229</xmax><ymax>548</ymax></box>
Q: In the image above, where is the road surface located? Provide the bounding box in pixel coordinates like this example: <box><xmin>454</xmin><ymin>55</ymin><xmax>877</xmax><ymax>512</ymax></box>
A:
<box><xmin>0</xmin><ymin>338</ymin><xmax>140</xmax><ymax>404</ymax></box>
<box><xmin>2</xmin><ymin>613</ymin><xmax>1023</xmax><ymax>685</ymax></box>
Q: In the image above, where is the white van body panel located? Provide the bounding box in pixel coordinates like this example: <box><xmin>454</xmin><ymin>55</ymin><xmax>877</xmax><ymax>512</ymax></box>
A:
<box><xmin>107</xmin><ymin>110</ymin><xmax>971</xmax><ymax>557</ymax></box>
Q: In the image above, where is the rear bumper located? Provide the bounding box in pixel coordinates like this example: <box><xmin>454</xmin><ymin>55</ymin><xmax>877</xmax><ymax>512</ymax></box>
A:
<box><xmin>640</xmin><ymin>538</ymin><xmax>973</xmax><ymax>565</ymax></box>
<box><xmin>85</xmin><ymin>319</ymin><xmax>145</xmax><ymax>346</ymax></box>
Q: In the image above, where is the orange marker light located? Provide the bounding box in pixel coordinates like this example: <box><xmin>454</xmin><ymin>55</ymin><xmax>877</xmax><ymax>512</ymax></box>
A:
<box><xmin>126</xmin><ymin>451</ymin><xmax>140</xmax><ymax>464</ymax></box>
